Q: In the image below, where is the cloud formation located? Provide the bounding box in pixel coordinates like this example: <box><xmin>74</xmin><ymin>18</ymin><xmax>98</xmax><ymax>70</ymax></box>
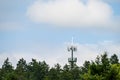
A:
<box><xmin>27</xmin><ymin>0</ymin><xmax>119</xmax><ymax>28</ymax></box>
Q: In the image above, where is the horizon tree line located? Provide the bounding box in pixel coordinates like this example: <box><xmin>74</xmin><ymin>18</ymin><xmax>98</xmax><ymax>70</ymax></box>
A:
<box><xmin>0</xmin><ymin>52</ymin><xmax>120</xmax><ymax>80</ymax></box>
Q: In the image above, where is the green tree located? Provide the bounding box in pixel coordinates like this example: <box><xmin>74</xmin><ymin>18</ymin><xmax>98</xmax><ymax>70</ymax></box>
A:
<box><xmin>15</xmin><ymin>58</ymin><xmax>27</xmax><ymax>80</ymax></box>
<box><xmin>48</xmin><ymin>63</ymin><xmax>61</xmax><ymax>80</ymax></box>
<box><xmin>106</xmin><ymin>64</ymin><xmax>120</xmax><ymax>80</ymax></box>
<box><xmin>0</xmin><ymin>68</ymin><xmax>2</xmax><ymax>80</ymax></box>
<box><xmin>27</xmin><ymin>59</ymin><xmax>49</xmax><ymax>80</ymax></box>
<box><xmin>71</xmin><ymin>66</ymin><xmax>81</xmax><ymax>80</ymax></box>
<box><xmin>5</xmin><ymin>72</ymin><xmax>17</xmax><ymax>80</ymax></box>
<box><xmin>101</xmin><ymin>52</ymin><xmax>110</xmax><ymax>78</ymax></box>
<box><xmin>1</xmin><ymin>58</ymin><xmax>14</xmax><ymax>80</ymax></box>
<box><xmin>81</xmin><ymin>60</ymin><xmax>90</xmax><ymax>74</ymax></box>
<box><xmin>110</xmin><ymin>54</ymin><xmax>119</xmax><ymax>64</ymax></box>
<box><xmin>84</xmin><ymin>53</ymin><xmax>111</xmax><ymax>79</ymax></box>
<box><xmin>61</xmin><ymin>64</ymin><xmax>72</xmax><ymax>80</ymax></box>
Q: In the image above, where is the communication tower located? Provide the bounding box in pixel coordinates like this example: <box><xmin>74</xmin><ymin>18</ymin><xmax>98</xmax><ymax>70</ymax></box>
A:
<box><xmin>67</xmin><ymin>38</ymin><xmax>77</xmax><ymax>69</ymax></box>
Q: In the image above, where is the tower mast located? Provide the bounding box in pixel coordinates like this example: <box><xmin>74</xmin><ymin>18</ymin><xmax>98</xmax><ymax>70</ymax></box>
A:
<box><xmin>68</xmin><ymin>38</ymin><xmax>77</xmax><ymax>69</ymax></box>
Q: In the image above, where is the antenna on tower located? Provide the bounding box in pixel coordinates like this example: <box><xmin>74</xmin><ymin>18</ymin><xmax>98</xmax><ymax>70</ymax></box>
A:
<box><xmin>67</xmin><ymin>37</ymin><xmax>77</xmax><ymax>69</ymax></box>
<box><xmin>71</xmin><ymin>37</ymin><xmax>74</xmax><ymax>45</ymax></box>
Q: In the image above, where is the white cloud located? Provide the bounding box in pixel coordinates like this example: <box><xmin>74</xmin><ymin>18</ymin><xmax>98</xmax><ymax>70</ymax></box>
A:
<box><xmin>26</xmin><ymin>0</ymin><xmax>119</xmax><ymax>29</ymax></box>
<box><xmin>0</xmin><ymin>41</ymin><xmax>120</xmax><ymax>68</ymax></box>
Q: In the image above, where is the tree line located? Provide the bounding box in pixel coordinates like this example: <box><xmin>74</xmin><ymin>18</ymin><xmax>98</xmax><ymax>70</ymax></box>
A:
<box><xmin>0</xmin><ymin>52</ymin><xmax>120</xmax><ymax>80</ymax></box>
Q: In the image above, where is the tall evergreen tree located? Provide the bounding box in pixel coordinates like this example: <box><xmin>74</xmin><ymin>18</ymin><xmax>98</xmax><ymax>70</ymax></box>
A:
<box><xmin>61</xmin><ymin>64</ymin><xmax>72</xmax><ymax>80</ymax></box>
<box><xmin>27</xmin><ymin>59</ymin><xmax>49</xmax><ymax>80</ymax></box>
<box><xmin>81</xmin><ymin>60</ymin><xmax>90</xmax><ymax>74</ymax></box>
<box><xmin>48</xmin><ymin>63</ymin><xmax>61</xmax><ymax>80</ymax></box>
<box><xmin>15</xmin><ymin>58</ymin><xmax>27</xmax><ymax>80</ymax></box>
<box><xmin>1</xmin><ymin>58</ymin><xmax>14</xmax><ymax>80</ymax></box>
<box><xmin>110</xmin><ymin>54</ymin><xmax>119</xmax><ymax>64</ymax></box>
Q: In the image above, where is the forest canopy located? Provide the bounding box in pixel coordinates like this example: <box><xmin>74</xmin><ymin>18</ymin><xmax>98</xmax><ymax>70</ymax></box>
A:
<box><xmin>0</xmin><ymin>52</ymin><xmax>120</xmax><ymax>80</ymax></box>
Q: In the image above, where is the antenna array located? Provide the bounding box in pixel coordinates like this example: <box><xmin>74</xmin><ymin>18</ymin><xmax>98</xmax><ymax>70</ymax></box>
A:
<box><xmin>67</xmin><ymin>37</ymin><xmax>77</xmax><ymax>69</ymax></box>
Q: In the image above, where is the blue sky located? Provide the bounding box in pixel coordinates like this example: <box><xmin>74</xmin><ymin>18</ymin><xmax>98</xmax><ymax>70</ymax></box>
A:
<box><xmin>0</xmin><ymin>0</ymin><xmax>120</xmax><ymax>67</ymax></box>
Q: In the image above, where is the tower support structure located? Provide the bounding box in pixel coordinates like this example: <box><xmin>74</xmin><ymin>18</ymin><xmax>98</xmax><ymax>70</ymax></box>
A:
<box><xmin>68</xmin><ymin>38</ymin><xmax>77</xmax><ymax>69</ymax></box>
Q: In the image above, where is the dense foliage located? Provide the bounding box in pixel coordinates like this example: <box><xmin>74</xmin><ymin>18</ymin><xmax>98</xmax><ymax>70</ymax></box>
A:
<box><xmin>0</xmin><ymin>52</ymin><xmax>120</xmax><ymax>80</ymax></box>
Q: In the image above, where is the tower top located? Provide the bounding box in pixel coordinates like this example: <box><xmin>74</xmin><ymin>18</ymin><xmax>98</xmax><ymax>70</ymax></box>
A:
<box><xmin>71</xmin><ymin>37</ymin><xmax>75</xmax><ymax>46</ymax></box>
<box><xmin>71</xmin><ymin>37</ymin><xmax>74</xmax><ymax>45</ymax></box>
<box><xmin>68</xmin><ymin>37</ymin><xmax>77</xmax><ymax>52</ymax></box>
